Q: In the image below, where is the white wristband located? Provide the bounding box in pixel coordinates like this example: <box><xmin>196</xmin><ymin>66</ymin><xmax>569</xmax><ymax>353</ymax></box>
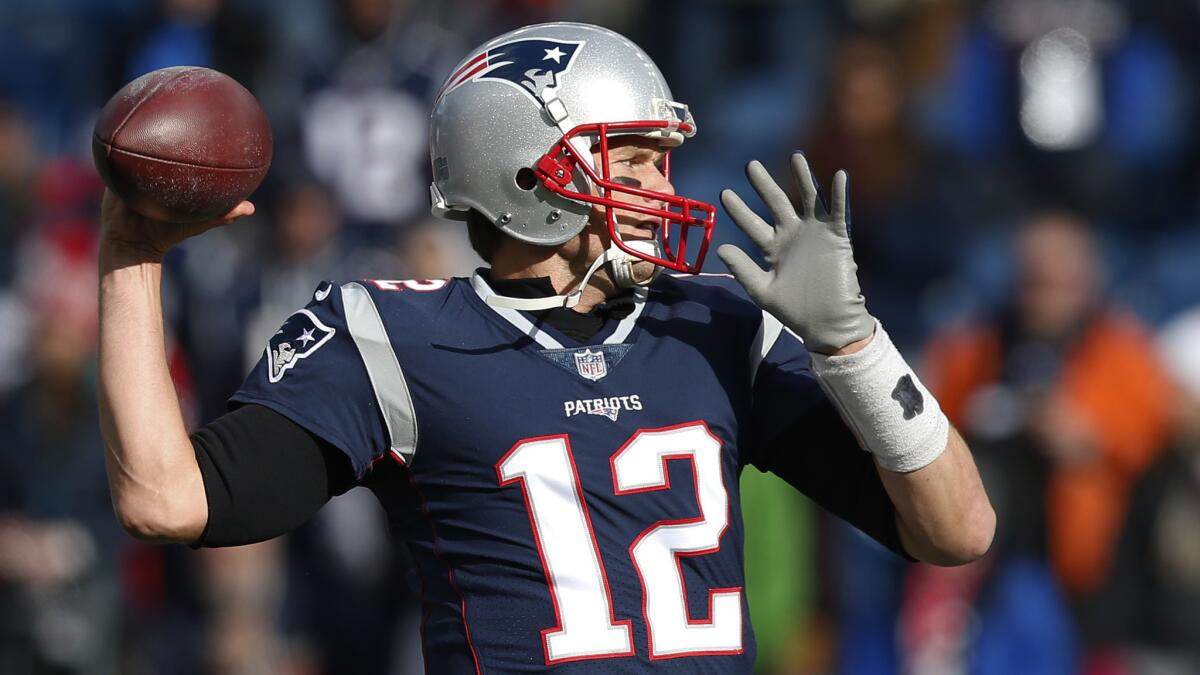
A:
<box><xmin>809</xmin><ymin>320</ymin><xmax>948</xmax><ymax>473</ymax></box>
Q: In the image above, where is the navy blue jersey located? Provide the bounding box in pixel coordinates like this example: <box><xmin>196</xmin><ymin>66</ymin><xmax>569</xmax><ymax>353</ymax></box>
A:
<box><xmin>233</xmin><ymin>272</ymin><xmax>903</xmax><ymax>673</ymax></box>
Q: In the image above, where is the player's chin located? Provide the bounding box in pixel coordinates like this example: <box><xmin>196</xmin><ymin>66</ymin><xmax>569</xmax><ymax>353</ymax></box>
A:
<box><xmin>629</xmin><ymin>258</ymin><xmax>659</xmax><ymax>285</ymax></box>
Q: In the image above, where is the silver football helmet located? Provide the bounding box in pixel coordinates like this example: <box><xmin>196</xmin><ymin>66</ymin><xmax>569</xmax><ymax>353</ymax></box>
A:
<box><xmin>429</xmin><ymin>22</ymin><xmax>715</xmax><ymax>279</ymax></box>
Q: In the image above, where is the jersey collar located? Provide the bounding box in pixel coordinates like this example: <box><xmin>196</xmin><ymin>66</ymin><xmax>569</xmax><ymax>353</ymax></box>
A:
<box><xmin>470</xmin><ymin>271</ymin><xmax>647</xmax><ymax>350</ymax></box>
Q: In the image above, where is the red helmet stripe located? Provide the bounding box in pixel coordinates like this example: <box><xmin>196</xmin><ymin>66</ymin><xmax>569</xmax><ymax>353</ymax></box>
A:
<box><xmin>437</xmin><ymin>51</ymin><xmax>490</xmax><ymax>101</ymax></box>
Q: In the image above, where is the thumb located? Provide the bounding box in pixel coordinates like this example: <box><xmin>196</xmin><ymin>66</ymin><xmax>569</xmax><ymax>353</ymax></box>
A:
<box><xmin>225</xmin><ymin>200</ymin><xmax>256</xmax><ymax>220</ymax></box>
<box><xmin>717</xmin><ymin>244</ymin><xmax>772</xmax><ymax>301</ymax></box>
<box><xmin>179</xmin><ymin>200</ymin><xmax>256</xmax><ymax>242</ymax></box>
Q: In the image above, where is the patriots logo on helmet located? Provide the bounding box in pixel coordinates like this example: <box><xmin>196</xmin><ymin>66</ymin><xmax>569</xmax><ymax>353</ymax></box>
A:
<box><xmin>267</xmin><ymin>310</ymin><xmax>335</xmax><ymax>383</ymax></box>
<box><xmin>438</xmin><ymin>38</ymin><xmax>584</xmax><ymax>104</ymax></box>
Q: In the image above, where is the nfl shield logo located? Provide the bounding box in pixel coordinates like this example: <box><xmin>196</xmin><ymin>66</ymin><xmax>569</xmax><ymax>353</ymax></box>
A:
<box><xmin>573</xmin><ymin>349</ymin><xmax>608</xmax><ymax>381</ymax></box>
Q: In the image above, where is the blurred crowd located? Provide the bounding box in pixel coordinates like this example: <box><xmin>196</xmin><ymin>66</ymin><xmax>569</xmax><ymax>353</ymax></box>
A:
<box><xmin>1</xmin><ymin>0</ymin><xmax>1199</xmax><ymax>673</ymax></box>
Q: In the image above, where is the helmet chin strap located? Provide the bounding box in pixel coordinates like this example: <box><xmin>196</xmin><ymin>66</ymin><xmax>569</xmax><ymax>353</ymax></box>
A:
<box><xmin>484</xmin><ymin>239</ymin><xmax>662</xmax><ymax>312</ymax></box>
<box><xmin>608</xmin><ymin>239</ymin><xmax>663</xmax><ymax>289</ymax></box>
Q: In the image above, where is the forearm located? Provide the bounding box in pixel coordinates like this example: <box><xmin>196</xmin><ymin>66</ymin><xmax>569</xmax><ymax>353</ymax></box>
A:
<box><xmin>811</xmin><ymin>324</ymin><xmax>994</xmax><ymax>565</ymax></box>
<box><xmin>98</xmin><ymin>244</ymin><xmax>207</xmax><ymax>542</ymax></box>
<box><xmin>878</xmin><ymin>426</ymin><xmax>994</xmax><ymax>565</ymax></box>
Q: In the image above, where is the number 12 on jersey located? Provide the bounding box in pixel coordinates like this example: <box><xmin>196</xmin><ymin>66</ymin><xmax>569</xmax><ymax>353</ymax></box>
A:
<box><xmin>496</xmin><ymin>421</ymin><xmax>743</xmax><ymax>664</ymax></box>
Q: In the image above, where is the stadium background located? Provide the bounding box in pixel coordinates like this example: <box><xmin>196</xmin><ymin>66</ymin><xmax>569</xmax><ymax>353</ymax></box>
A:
<box><xmin>2</xmin><ymin>0</ymin><xmax>1199</xmax><ymax>673</ymax></box>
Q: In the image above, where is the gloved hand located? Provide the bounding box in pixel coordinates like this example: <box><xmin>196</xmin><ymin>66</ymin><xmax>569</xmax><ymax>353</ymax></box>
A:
<box><xmin>717</xmin><ymin>153</ymin><xmax>875</xmax><ymax>354</ymax></box>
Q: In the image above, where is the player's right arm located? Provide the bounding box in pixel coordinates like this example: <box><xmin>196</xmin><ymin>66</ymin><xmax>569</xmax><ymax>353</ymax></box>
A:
<box><xmin>97</xmin><ymin>191</ymin><xmax>253</xmax><ymax>542</ymax></box>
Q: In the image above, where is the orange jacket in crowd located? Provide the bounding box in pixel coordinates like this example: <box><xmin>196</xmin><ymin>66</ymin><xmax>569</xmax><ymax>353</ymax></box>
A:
<box><xmin>923</xmin><ymin>310</ymin><xmax>1171</xmax><ymax>597</ymax></box>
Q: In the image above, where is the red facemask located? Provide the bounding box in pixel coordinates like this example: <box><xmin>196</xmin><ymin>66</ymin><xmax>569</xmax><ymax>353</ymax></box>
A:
<box><xmin>534</xmin><ymin>120</ymin><xmax>716</xmax><ymax>273</ymax></box>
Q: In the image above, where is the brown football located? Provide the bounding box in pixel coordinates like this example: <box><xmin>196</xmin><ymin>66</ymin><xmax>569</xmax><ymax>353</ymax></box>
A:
<box><xmin>92</xmin><ymin>66</ymin><xmax>272</xmax><ymax>223</ymax></box>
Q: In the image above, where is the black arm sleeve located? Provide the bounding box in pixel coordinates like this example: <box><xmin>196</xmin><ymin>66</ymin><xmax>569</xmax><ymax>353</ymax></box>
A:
<box><xmin>752</xmin><ymin>398</ymin><xmax>914</xmax><ymax>561</ymax></box>
<box><xmin>191</xmin><ymin>404</ymin><xmax>357</xmax><ymax>548</ymax></box>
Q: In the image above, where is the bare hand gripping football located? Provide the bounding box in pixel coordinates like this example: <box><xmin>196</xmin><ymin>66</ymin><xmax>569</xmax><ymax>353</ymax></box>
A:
<box><xmin>717</xmin><ymin>153</ymin><xmax>875</xmax><ymax>354</ymax></box>
<box><xmin>93</xmin><ymin>66</ymin><xmax>271</xmax><ymax>226</ymax></box>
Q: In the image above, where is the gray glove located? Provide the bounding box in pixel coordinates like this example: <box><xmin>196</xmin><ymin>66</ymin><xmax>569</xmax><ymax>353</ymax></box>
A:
<box><xmin>717</xmin><ymin>153</ymin><xmax>875</xmax><ymax>354</ymax></box>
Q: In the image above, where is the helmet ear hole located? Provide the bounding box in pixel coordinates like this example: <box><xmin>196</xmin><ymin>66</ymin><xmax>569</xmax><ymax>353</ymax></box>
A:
<box><xmin>514</xmin><ymin>167</ymin><xmax>538</xmax><ymax>191</ymax></box>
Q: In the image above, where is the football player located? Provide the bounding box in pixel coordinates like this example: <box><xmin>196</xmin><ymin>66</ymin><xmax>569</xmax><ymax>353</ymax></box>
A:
<box><xmin>98</xmin><ymin>23</ymin><xmax>994</xmax><ymax>672</ymax></box>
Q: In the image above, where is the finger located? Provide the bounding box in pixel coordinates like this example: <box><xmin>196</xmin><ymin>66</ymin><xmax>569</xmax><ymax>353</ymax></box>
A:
<box><xmin>720</xmin><ymin>189</ymin><xmax>773</xmax><ymax>251</ymax></box>
<box><xmin>829</xmin><ymin>170</ymin><xmax>850</xmax><ymax>237</ymax></box>
<box><xmin>789</xmin><ymin>152</ymin><xmax>819</xmax><ymax>216</ymax></box>
<box><xmin>228</xmin><ymin>200</ymin><xmax>256</xmax><ymax>219</ymax></box>
<box><xmin>717</xmin><ymin>244</ymin><xmax>772</xmax><ymax>300</ymax></box>
<box><xmin>746</xmin><ymin>160</ymin><xmax>797</xmax><ymax>225</ymax></box>
<box><xmin>218</xmin><ymin>200</ymin><xmax>256</xmax><ymax>225</ymax></box>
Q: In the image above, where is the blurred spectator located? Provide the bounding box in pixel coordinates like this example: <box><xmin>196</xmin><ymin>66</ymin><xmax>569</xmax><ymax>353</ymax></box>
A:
<box><xmin>0</xmin><ymin>157</ymin><xmax>115</xmax><ymax>675</ymax></box>
<box><xmin>1083</xmin><ymin>307</ymin><xmax>1200</xmax><ymax>673</ymax></box>
<box><xmin>16</xmin><ymin>159</ymin><xmax>102</xmax><ymax>339</ymax></box>
<box><xmin>0</xmin><ymin>101</ymin><xmax>36</xmax><ymax>283</ymax></box>
<box><xmin>892</xmin><ymin>211</ymin><xmax>1175</xmax><ymax>674</ymax></box>
<box><xmin>899</xmin><ymin>554</ymin><xmax>1077</xmax><ymax>675</ymax></box>
<box><xmin>0</xmin><ymin>102</ymin><xmax>38</xmax><ymax>397</ymax></box>
<box><xmin>806</xmin><ymin>37</ymin><xmax>915</xmax><ymax>223</ymax></box>
<box><xmin>0</xmin><ymin>316</ymin><xmax>117</xmax><ymax>675</ymax></box>
<box><xmin>113</xmin><ymin>0</ymin><xmax>268</xmax><ymax>89</ymax></box>
<box><xmin>278</xmin><ymin>488</ymin><xmax>418</xmax><ymax>675</ymax></box>
<box><xmin>271</xmin><ymin>0</ymin><xmax>464</xmax><ymax>230</ymax></box>
<box><xmin>391</xmin><ymin>217</ymin><xmax>481</xmax><ymax>280</ymax></box>
<box><xmin>925</xmin><ymin>212</ymin><xmax>1170</xmax><ymax>598</ymax></box>
<box><xmin>907</xmin><ymin>211</ymin><xmax>1171</xmax><ymax>671</ymax></box>
<box><xmin>195</xmin><ymin>542</ymin><xmax>288</xmax><ymax>675</ymax></box>
<box><xmin>7</xmin><ymin>157</ymin><xmax>102</xmax><ymax>401</ymax></box>
<box><xmin>238</xmin><ymin>180</ymin><xmax>352</xmax><ymax>371</ymax></box>
<box><xmin>165</xmin><ymin>179</ymin><xmax>352</xmax><ymax>423</ymax></box>
<box><xmin>801</xmin><ymin>35</ymin><xmax>961</xmax><ymax>352</ymax></box>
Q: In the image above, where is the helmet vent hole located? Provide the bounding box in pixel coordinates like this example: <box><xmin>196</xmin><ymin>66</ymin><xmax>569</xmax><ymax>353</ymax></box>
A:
<box><xmin>515</xmin><ymin>167</ymin><xmax>538</xmax><ymax>191</ymax></box>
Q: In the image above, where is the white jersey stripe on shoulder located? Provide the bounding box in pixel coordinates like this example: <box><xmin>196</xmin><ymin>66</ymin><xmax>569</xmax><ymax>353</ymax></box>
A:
<box><xmin>469</xmin><ymin>273</ymin><xmax>565</xmax><ymax>350</ymax></box>
<box><xmin>750</xmin><ymin>310</ymin><xmax>785</xmax><ymax>385</ymax></box>
<box><xmin>341</xmin><ymin>282</ymin><xmax>419</xmax><ymax>465</ymax></box>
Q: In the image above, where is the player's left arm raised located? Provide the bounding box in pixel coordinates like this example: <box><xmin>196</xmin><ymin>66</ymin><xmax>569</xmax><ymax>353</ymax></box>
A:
<box><xmin>718</xmin><ymin>154</ymin><xmax>995</xmax><ymax>566</ymax></box>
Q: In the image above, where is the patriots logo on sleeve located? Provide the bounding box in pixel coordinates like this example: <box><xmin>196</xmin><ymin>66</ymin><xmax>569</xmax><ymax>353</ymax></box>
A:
<box><xmin>267</xmin><ymin>310</ymin><xmax>336</xmax><ymax>383</ymax></box>
<box><xmin>437</xmin><ymin>37</ymin><xmax>584</xmax><ymax>104</ymax></box>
